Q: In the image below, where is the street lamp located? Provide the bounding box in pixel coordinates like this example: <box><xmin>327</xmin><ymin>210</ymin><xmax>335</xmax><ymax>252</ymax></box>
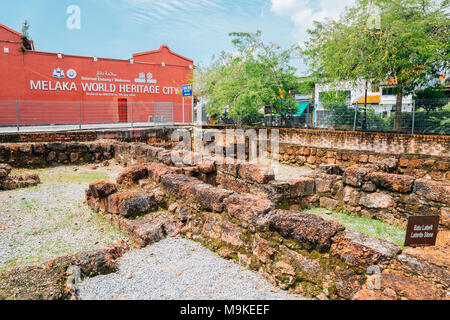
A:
<box><xmin>288</xmin><ymin>88</ymin><xmax>295</xmax><ymax>127</ymax></box>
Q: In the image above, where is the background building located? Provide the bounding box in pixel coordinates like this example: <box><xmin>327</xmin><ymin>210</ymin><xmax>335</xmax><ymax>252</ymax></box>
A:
<box><xmin>0</xmin><ymin>24</ymin><xmax>194</xmax><ymax>126</ymax></box>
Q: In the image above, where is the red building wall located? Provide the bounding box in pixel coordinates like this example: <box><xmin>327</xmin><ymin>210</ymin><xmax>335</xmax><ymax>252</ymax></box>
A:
<box><xmin>0</xmin><ymin>24</ymin><xmax>194</xmax><ymax>126</ymax></box>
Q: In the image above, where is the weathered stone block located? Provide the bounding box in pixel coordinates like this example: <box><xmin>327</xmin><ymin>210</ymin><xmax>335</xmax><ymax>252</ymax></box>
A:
<box><xmin>414</xmin><ymin>179</ymin><xmax>450</xmax><ymax>204</ymax></box>
<box><xmin>441</xmin><ymin>207</ymin><xmax>450</xmax><ymax>228</ymax></box>
<box><xmin>116</xmin><ymin>165</ymin><xmax>148</xmax><ymax>185</ymax></box>
<box><xmin>360</xmin><ymin>192</ymin><xmax>394</xmax><ymax>209</ymax></box>
<box><xmin>315</xmin><ymin>174</ymin><xmax>342</xmax><ymax>193</ymax></box>
<box><xmin>69</xmin><ymin>152</ymin><xmax>80</xmax><ymax>162</ymax></box>
<box><xmin>275</xmin><ymin>261</ymin><xmax>296</xmax><ymax>276</ymax></box>
<box><xmin>320</xmin><ymin>197</ymin><xmax>339</xmax><ymax>210</ymax></box>
<box><xmin>317</xmin><ymin>164</ymin><xmax>344</xmax><ymax>176</ymax></box>
<box><xmin>161</xmin><ymin>174</ymin><xmax>200</xmax><ymax>197</ymax></box>
<box><xmin>287</xmin><ymin>177</ymin><xmax>315</xmax><ymax>198</ymax></box>
<box><xmin>343</xmin><ymin>186</ymin><xmax>361</xmax><ymax>206</ymax></box>
<box><xmin>379</xmin><ymin>270</ymin><xmax>446</xmax><ymax>300</ymax></box>
<box><xmin>202</xmin><ymin>213</ymin><xmax>244</xmax><ymax>247</ymax></box>
<box><xmin>57</xmin><ymin>153</ymin><xmax>68</xmax><ymax>162</ymax></box>
<box><xmin>253</xmin><ymin>234</ymin><xmax>275</xmax><ymax>264</ymax></box>
<box><xmin>223</xmin><ymin>193</ymin><xmax>275</xmax><ymax>227</ymax></box>
<box><xmin>395</xmin><ymin>254</ymin><xmax>450</xmax><ymax>289</ymax></box>
<box><xmin>331</xmin><ymin>229</ymin><xmax>401</xmax><ymax>268</ymax></box>
<box><xmin>260</xmin><ymin>181</ymin><xmax>290</xmax><ymax>203</ymax></box>
<box><xmin>0</xmin><ymin>163</ymin><xmax>12</xmax><ymax>178</ymax></box>
<box><xmin>133</xmin><ymin>220</ymin><xmax>165</xmax><ymax>247</ymax></box>
<box><xmin>197</xmin><ymin>162</ymin><xmax>216</xmax><ymax>174</ymax></box>
<box><xmin>279</xmin><ymin>245</ymin><xmax>321</xmax><ymax>274</ymax></box>
<box><xmin>25</xmin><ymin>174</ymin><xmax>40</xmax><ymax>184</ymax></box>
<box><xmin>268</xmin><ymin>210</ymin><xmax>345</xmax><ymax>252</ymax></box>
<box><xmin>89</xmin><ymin>179</ymin><xmax>117</xmax><ymax>199</ymax></box>
<box><xmin>368</xmin><ymin>172</ymin><xmax>415</xmax><ymax>193</ymax></box>
<box><xmin>216</xmin><ymin>161</ymin><xmax>241</xmax><ymax>177</ymax></box>
<box><xmin>343</xmin><ymin>167</ymin><xmax>375</xmax><ymax>188</ymax></box>
<box><xmin>238</xmin><ymin>163</ymin><xmax>275</xmax><ymax>184</ymax></box>
<box><xmin>145</xmin><ymin>162</ymin><xmax>182</xmax><ymax>183</ymax></box>
<box><xmin>408</xmin><ymin>159</ymin><xmax>424</xmax><ymax>169</ymax></box>
<box><xmin>108</xmin><ymin>192</ymin><xmax>157</xmax><ymax>217</ymax></box>
<box><xmin>157</xmin><ymin>150</ymin><xmax>173</xmax><ymax>165</ymax></box>
<box><xmin>190</xmin><ymin>184</ymin><xmax>234</xmax><ymax>212</ymax></box>
<box><xmin>217</xmin><ymin>173</ymin><xmax>250</xmax><ymax>194</ymax></box>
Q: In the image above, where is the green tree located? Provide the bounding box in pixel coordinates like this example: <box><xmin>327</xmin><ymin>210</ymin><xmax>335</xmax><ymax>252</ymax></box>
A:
<box><xmin>414</xmin><ymin>85</ymin><xmax>448</xmax><ymax>113</ymax></box>
<box><xmin>21</xmin><ymin>20</ymin><xmax>30</xmax><ymax>39</ymax></box>
<box><xmin>20</xmin><ymin>20</ymin><xmax>33</xmax><ymax>51</ymax></box>
<box><xmin>197</xmin><ymin>31</ymin><xmax>301</xmax><ymax>126</ymax></box>
<box><xmin>300</xmin><ymin>0</ymin><xmax>449</xmax><ymax>131</ymax></box>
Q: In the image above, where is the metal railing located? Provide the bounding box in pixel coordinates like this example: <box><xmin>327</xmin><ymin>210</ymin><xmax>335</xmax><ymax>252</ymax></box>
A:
<box><xmin>0</xmin><ymin>100</ymin><xmax>194</xmax><ymax>132</ymax></box>
<box><xmin>264</xmin><ymin>98</ymin><xmax>449</xmax><ymax>135</ymax></box>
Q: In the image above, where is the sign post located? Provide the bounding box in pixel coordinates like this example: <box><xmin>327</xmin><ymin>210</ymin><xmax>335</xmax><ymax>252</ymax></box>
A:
<box><xmin>404</xmin><ymin>215</ymin><xmax>440</xmax><ymax>247</ymax></box>
<box><xmin>182</xmin><ymin>84</ymin><xmax>193</xmax><ymax>124</ymax></box>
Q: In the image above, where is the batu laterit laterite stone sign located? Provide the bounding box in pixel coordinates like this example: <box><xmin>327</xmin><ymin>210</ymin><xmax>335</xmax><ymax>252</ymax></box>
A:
<box><xmin>404</xmin><ymin>215</ymin><xmax>440</xmax><ymax>247</ymax></box>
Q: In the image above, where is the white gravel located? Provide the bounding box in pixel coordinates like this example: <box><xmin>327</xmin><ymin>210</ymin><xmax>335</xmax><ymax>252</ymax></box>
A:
<box><xmin>0</xmin><ymin>165</ymin><xmax>128</xmax><ymax>270</ymax></box>
<box><xmin>78</xmin><ymin>238</ymin><xmax>304</xmax><ymax>300</ymax></box>
<box><xmin>274</xmin><ymin>164</ymin><xmax>315</xmax><ymax>181</ymax></box>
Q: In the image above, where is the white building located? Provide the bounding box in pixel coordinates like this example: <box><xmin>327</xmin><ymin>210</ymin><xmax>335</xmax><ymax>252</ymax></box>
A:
<box><xmin>314</xmin><ymin>79</ymin><xmax>413</xmax><ymax>118</ymax></box>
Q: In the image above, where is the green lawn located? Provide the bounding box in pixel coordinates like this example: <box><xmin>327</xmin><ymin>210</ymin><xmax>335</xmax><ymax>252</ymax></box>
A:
<box><xmin>307</xmin><ymin>208</ymin><xmax>407</xmax><ymax>247</ymax></box>
<box><xmin>11</xmin><ymin>166</ymin><xmax>110</xmax><ymax>185</ymax></box>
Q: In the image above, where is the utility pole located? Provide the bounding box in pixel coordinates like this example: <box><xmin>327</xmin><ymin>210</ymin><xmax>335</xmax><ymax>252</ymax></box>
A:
<box><xmin>362</xmin><ymin>80</ymin><xmax>368</xmax><ymax>131</ymax></box>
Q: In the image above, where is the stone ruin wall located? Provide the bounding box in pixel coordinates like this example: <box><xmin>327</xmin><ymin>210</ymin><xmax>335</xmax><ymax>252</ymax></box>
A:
<box><xmin>2</xmin><ymin>126</ymin><xmax>448</xmax><ymax>183</ymax></box>
<box><xmin>0</xmin><ymin>126</ymin><xmax>449</xmax><ymax>300</ymax></box>
<box><xmin>200</xmin><ymin>125</ymin><xmax>450</xmax><ymax>157</ymax></box>
<box><xmin>277</xmin><ymin>144</ymin><xmax>449</xmax><ymax>182</ymax></box>
<box><xmin>0</xmin><ymin>136</ymin><xmax>448</xmax><ymax>228</ymax></box>
<box><xmin>112</xmin><ymin>141</ymin><xmax>449</xmax><ymax>229</ymax></box>
<box><xmin>200</xmin><ymin>126</ymin><xmax>449</xmax><ymax>182</ymax></box>
<box><xmin>85</xmin><ymin>161</ymin><xmax>449</xmax><ymax>300</ymax></box>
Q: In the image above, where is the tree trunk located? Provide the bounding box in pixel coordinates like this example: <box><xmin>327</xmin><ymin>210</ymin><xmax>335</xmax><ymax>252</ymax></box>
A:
<box><xmin>393</xmin><ymin>82</ymin><xmax>403</xmax><ymax>131</ymax></box>
<box><xmin>362</xmin><ymin>80</ymin><xmax>368</xmax><ymax>131</ymax></box>
<box><xmin>280</xmin><ymin>113</ymin><xmax>292</xmax><ymax>128</ymax></box>
<box><xmin>273</xmin><ymin>105</ymin><xmax>292</xmax><ymax>127</ymax></box>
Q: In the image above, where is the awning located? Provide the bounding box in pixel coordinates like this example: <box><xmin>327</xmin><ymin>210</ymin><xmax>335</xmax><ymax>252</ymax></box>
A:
<box><xmin>353</xmin><ymin>95</ymin><xmax>380</xmax><ymax>104</ymax></box>
<box><xmin>296</xmin><ymin>101</ymin><xmax>309</xmax><ymax>116</ymax></box>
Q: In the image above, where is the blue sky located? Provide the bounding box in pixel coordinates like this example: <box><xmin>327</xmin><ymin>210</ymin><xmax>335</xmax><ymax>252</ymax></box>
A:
<box><xmin>0</xmin><ymin>0</ymin><xmax>355</xmax><ymax>75</ymax></box>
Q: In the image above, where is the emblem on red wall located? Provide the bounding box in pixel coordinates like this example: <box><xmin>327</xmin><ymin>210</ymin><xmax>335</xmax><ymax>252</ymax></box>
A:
<box><xmin>52</xmin><ymin>68</ymin><xmax>65</xmax><ymax>79</ymax></box>
<box><xmin>67</xmin><ymin>69</ymin><xmax>77</xmax><ymax>79</ymax></box>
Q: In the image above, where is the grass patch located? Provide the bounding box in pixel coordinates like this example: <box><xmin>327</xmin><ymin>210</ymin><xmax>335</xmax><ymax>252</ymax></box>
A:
<box><xmin>11</xmin><ymin>167</ymin><xmax>110</xmax><ymax>184</ymax></box>
<box><xmin>1</xmin><ymin>165</ymin><xmax>129</xmax><ymax>272</ymax></box>
<box><xmin>307</xmin><ymin>208</ymin><xmax>406</xmax><ymax>248</ymax></box>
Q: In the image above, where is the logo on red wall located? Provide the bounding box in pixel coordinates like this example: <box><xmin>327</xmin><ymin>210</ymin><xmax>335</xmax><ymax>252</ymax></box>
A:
<box><xmin>135</xmin><ymin>72</ymin><xmax>157</xmax><ymax>84</ymax></box>
<box><xmin>52</xmin><ymin>68</ymin><xmax>77</xmax><ymax>79</ymax></box>
<box><xmin>67</xmin><ymin>69</ymin><xmax>77</xmax><ymax>79</ymax></box>
<box><xmin>52</xmin><ymin>68</ymin><xmax>65</xmax><ymax>79</ymax></box>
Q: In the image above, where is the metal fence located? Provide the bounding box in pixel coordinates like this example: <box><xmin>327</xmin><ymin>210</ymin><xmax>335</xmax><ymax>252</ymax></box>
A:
<box><xmin>297</xmin><ymin>98</ymin><xmax>449</xmax><ymax>135</ymax></box>
<box><xmin>0</xmin><ymin>100</ymin><xmax>194</xmax><ymax>132</ymax></box>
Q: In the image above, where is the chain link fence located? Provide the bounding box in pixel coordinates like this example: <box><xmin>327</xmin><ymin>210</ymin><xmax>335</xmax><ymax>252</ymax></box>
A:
<box><xmin>296</xmin><ymin>98</ymin><xmax>449</xmax><ymax>135</ymax></box>
<box><xmin>0</xmin><ymin>100</ymin><xmax>194</xmax><ymax>132</ymax></box>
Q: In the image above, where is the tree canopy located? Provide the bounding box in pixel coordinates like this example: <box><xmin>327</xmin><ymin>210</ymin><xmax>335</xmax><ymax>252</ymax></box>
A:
<box><xmin>21</xmin><ymin>20</ymin><xmax>30</xmax><ymax>39</ymax></box>
<box><xmin>300</xmin><ymin>0</ymin><xmax>449</xmax><ymax>131</ymax></box>
<box><xmin>196</xmin><ymin>31</ymin><xmax>301</xmax><ymax>125</ymax></box>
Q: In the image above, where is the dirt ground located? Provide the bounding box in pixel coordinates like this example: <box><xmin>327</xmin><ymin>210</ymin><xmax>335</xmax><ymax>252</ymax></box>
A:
<box><xmin>0</xmin><ymin>163</ymin><xmax>129</xmax><ymax>271</ymax></box>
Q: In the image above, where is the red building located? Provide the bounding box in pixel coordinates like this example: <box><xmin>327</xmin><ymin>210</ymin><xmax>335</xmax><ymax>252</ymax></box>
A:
<box><xmin>0</xmin><ymin>24</ymin><xmax>194</xmax><ymax>126</ymax></box>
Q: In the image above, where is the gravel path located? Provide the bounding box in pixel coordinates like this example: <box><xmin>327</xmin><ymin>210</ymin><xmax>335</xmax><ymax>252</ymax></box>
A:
<box><xmin>0</xmin><ymin>164</ymin><xmax>128</xmax><ymax>270</ymax></box>
<box><xmin>78</xmin><ymin>238</ymin><xmax>304</xmax><ymax>300</ymax></box>
<box><xmin>274</xmin><ymin>164</ymin><xmax>315</xmax><ymax>181</ymax></box>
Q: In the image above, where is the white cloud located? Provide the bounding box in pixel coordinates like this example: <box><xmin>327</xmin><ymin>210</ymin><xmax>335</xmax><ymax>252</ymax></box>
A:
<box><xmin>116</xmin><ymin>0</ymin><xmax>228</xmax><ymax>24</ymax></box>
<box><xmin>270</xmin><ymin>0</ymin><xmax>356</xmax><ymax>44</ymax></box>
